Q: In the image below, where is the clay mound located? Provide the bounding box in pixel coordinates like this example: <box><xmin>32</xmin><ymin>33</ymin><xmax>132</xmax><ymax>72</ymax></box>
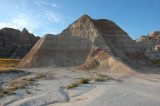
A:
<box><xmin>0</xmin><ymin>28</ymin><xmax>40</xmax><ymax>59</ymax></box>
<box><xmin>17</xmin><ymin>15</ymin><xmax>151</xmax><ymax>70</ymax></box>
<box><xmin>136</xmin><ymin>31</ymin><xmax>160</xmax><ymax>61</ymax></box>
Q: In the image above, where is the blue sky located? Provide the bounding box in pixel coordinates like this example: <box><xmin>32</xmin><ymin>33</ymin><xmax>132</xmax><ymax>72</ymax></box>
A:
<box><xmin>0</xmin><ymin>0</ymin><xmax>160</xmax><ymax>39</ymax></box>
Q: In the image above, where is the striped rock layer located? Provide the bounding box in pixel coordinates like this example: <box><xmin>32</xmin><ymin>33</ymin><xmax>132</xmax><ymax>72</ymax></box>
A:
<box><xmin>17</xmin><ymin>15</ymin><xmax>151</xmax><ymax>71</ymax></box>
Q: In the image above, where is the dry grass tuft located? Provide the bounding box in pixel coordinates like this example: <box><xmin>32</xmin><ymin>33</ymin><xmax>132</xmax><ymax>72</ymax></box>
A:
<box><xmin>79</xmin><ymin>78</ymin><xmax>89</xmax><ymax>84</ymax></box>
<box><xmin>67</xmin><ymin>83</ymin><xmax>78</xmax><ymax>89</ymax></box>
<box><xmin>153</xmin><ymin>59</ymin><xmax>160</xmax><ymax>64</ymax></box>
<box><xmin>92</xmin><ymin>74</ymin><xmax>113</xmax><ymax>82</ymax></box>
<box><xmin>0</xmin><ymin>58</ymin><xmax>21</xmax><ymax>67</ymax></box>
<box><xmin>0</xmin><ymin>58</ymin><xmax>21</xmax><ymax>73</ymax></box>
<box><xmin>67</xmin><ymin>78</ymin><xmax>89</xmax><ymax>89</ymax></box>
<box><xmin>25</xmin><ymin>90</ymin><xmax>31</xmax><ymax>94</ymax></box>
<box><xmin>35</xmin><ymin>73</ymin><xmax>47</xmax><ymax>79</ymax></box>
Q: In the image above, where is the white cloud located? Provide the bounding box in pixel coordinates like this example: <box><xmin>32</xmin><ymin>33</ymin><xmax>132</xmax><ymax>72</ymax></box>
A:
<box><xmin>37</xmin><ymin>14</ymin><xmax>41</xmax><ymax>17</ymax></box>
<box><xmin>51</xmin><ymin>3</ymin><xmax>57</xmax><ymax>7</ymax></box>
<box><xmin>0</xmin><ymin>23</ymin><xmax>18</xmax><ymax>29</ymax></box>
<box><xmin>45</xmin><ymin>12</ymin><xmax>61</xmax><ymax>23</ymax></box>
<box><xmin>35</xmin><ymin>0</ymin><xmax>50</xmax><ymax>8</ymax></box>
<box><xmin>40</xmin><ymin>1</ymin><xmax>50</xmax><ymax>5</ymax></box>
<box><xmin>0</xmin><ymin>13</ymin><xmax>37</xmax><ymax>33</ymax></box>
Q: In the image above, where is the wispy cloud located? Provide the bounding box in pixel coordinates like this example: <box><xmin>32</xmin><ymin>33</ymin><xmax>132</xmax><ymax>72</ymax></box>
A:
<box><xmin>45</xmin><ymin>12</ymin><xmax>61</xmax><ymax>22</ymax></box>
<box><xmin>0</xmin><ymin>0</ymin><xmax>62</xmax><ymax>36</ymax></box>
<box><xmin>51</xmin><ymin>3</ymin><xmax>57</xmax><ymax>7</ymax></box>
<box><xmin>35</xmin><ymin>0</ymin><xmax>58</xmax><ymax>8</ymax></box>
<box><xmin>0</xmin><ymin>12</ymin><xmax>37</xmax><ymax>32</ymax></box>
<box><xmin>0</xmin><ymin>23</ymin><xmax>18</xmax><ymax>29</ymax></box>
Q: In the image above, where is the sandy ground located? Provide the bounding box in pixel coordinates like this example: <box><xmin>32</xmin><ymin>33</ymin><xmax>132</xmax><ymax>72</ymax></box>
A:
<box><xmin>0</xmin><ymin>67</ymin><xmax>160</xmax><ymax>106</ymax></box>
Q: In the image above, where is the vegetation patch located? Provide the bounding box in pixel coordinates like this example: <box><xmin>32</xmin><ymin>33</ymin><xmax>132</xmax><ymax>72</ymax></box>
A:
<box><xmin>0</xmin><ymin>77</ymin><xmax>37</xmax><ymax>98</ymax></box>
<box><xmin>0</xmin><ymin>58</ymin><xmax>21</xmax><ymax>67</ymax></box>
<box><xmin>0</xmin><ymin>88</ymin><xmax>16</xmax><ymax>98</ymax></box>
<box><xmin>152</xmin><ymin>59</ymin><xmax>160</xmax><ymax>64</ymax></box>
<box><xmin>67</xmin><ymin>78</ymin><xmax>89</xmax><ymax>89</ymax></box>
<box><xmin>67</xmin><ymin>82</ymin><xmax>78</xmax><ymax>89</ymax></box>
<box><xmin>25</xmin><ymin>90</ymin><xmax>31</xmax><ymax>94</ymax></box>
<box><xmin>0</xmin><ymin>68</ymin><xmax>24</xmax><ymax>73</ymax></box>
<box><xmin>79</xmin><ymin>78</ymin><xmax>89</xmax><ymax>84</ymax></box>
<box><xmin>92</xmin><ymin>74</ymin><xmax>113</xmax><ymax>82</ymax></box>
<box><xmin>35</xmin><ymin>73</ymin><xmax>47</xmax><ymax>79</ymax></box>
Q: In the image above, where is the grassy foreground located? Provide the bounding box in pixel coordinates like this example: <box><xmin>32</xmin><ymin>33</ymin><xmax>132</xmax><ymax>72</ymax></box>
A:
<box><xmin>0</xmin><ymin>58</ymin><xmax>21</xmax><ymax>72</ymax></box>
<box><xmin>152</xmin><ymin>59</ymin><xmax>160</xmax><ymax>64</ymax></box>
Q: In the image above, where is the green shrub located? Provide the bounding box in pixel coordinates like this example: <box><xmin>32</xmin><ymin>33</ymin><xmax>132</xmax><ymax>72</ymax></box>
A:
<box><xmin>67</xmin><ymin>83</ymin><xmax>78</xmax><ymax>89</ymax></box>
<box><xmin>93</xmin><ymin>77</ymin><xmax>105</xmax><ymax>82</ymax></box>
<box><xmin>79</xmin><ymin>78</ymin><xmax>89</xmax><ymax>84</ymax></box>
<box><xmin>106</xmin><ymin>76</ymin><xmax>112</xmax><ymax>80</ymax></box>
<box><xmin>7</xmin><ymin>86</ymin><xmax>18</xmax><ymax>91</ymax></box>
<box><xmin>35</xmin><ymin>73</ymin><xmax>47</xmax><ymax>79</ymax></box>
<box><xmin>67</xmin><ymin>78</ymin><xmax>89</xmax><ymax>89</ymax></box>
<box><xmin>25</xmin><ymin>90</ymin><xmax>31</xmax><ymax>94</ymax></box>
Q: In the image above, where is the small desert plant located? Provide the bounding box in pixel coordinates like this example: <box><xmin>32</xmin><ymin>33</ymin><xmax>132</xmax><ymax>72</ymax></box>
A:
<box><xmin>7</xmin><ymin>86</ymin><xmax>18</xmax><ymax>91</ymax></box>
<box><xmin>29</xmin><ymin>82</ymin><xmax>39</xmax><ymax>86</ymax></box>
<box><xmin>25</xmin><ymin>90</ymin><xmax>31</xmax><ymax>94</ymax></box>
<box><xmin>67</xmin><ymin>83</ymin><xmax>78</xmax><ymax>89</ymax></box>
<box><xmin>0</xmin><ymin>89</ymin><xmax>16</xmax><ymax>96</ymax></box>
<box><xmin>1</xmin><ymin>89</ymin><xmax>9</xmax><ymax>94</ymax></box>
<box><xmin>22</xmin><ymin>78</ymin><xmax>35</xmax><ymax>82</ymax></box>
<box><xmin>26</xmin><ymin>72</ymin><xmax>31</xmax><ymax>75</ymax></box>
<box><xmin>6</xmin><ymin>91</ymin><xmax>16</xmax><ymax>95</ymax></box>
<box><xmin>36</xmin><ymin>89</ymin><xmax>42</xmax><ymax>91</ymax></box>
<box><xmin>10</xmin><ymin>80</ymin><xmax>26</xmax><ymax>86</ymax></box>
<box><xmin>19</xmin><ymin>83</ymin><xmax>28</xmax><ymax>89</ymax></box>
<box><xmin>92</xmin><ymin>74</ymin><xmax>113</xmax><ymax>82</ymax></box>
<box><xmin>35</xmin><ymin>73</ymin><xmax>47</xmax><ymax>79</ymax></box>
<box><xmin>97</xmin><ymin>74</ymin><xmax>105</xmax><ymax>79</ymax></box>
<box><xmin>27</xmin><ymin>78</ymin><xmax>35</xmax><ymax>82</ymax></box>
<box><xmin>79</xmin><ymin>78</ymin><xmax>89</xmax><ymax>84</ymax></box>
<box><xmin>67</xmin><ymin>78</ymin><xmax>89</xmax><ymax>89</ymax></box>
<box><xmin>92</xmin><ymin>77</ymin><xmax>105</xmax><ymax>82</ymax></box>
<box><xmin>0</xmin><ymin>93</ymin><xmax>3</xmax><ymax>98</ymax></box>
<box><xmin>106</xmin><ymin>76</ymin><xmax>112</xmax><ymax>80</ymax></box>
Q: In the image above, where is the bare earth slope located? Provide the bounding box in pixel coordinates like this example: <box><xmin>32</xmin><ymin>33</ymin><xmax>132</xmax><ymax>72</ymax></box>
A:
<box><xmin>136</xmin><ymin>31</ymin><xmax>160</xmax><ymax>62</ymax></box>
<box><xmin>0</xmin><ymin>28</ymin><xmax>40</xmax><ymax>59</ymax></box>
<box><xmin>17</xmin><ymin>15</ymin><xmax>151</xmax><ymax>71</ymax></box>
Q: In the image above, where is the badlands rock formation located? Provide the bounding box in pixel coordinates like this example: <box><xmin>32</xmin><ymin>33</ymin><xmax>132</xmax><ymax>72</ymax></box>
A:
<box><xmin>136</xmin><ymin>31</ymin><xmax>160</xmax><ymax>61</ymax></box>
<box><xmin>0</xmin><ymin>28</ymin><xmax>40</xmax><ymax>59</ymax></box>
<box><xmin>17</xmin><ymin>15</ymin><xmax>151</xmax><ymax>70</ymax></box>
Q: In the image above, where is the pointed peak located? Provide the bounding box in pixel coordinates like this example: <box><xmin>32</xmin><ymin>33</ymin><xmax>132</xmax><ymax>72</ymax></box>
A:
<box><xmin>80</xmin><ymin>14</ymin><xmax>91</xmax><ymax>19</ymax></box>
<box><xmin>147</xmin><ymin>31</ymin><xmax>159</xmax><ymax>37</ymax></box>
<box><xmin>76</xmin><ymin>14</ymin><xmax>92</xmax><ymax>22</ymax></box>
<box><xmin>22</xmin><ymin>28</ymin><xmax>29</xmax><ymax>33</ymax></box>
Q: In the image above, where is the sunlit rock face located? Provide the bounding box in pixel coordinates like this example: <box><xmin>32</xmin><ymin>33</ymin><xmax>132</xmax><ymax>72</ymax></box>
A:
<box><xmin>0</xmin><ymin>28</ymin><xmax>40</xmax><ymax>59</ymax></box>
<box><xmin>136</xmin><ymin>31</ymin><xmax>160</xmax><ymax>61</ymax></box>
<box><xmin>17</xmin><ymin>15</ymin><xmax>151</xmax><ymax>70</ymax></box>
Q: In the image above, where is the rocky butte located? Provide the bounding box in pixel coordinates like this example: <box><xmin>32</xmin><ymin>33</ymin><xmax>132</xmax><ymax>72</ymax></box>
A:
<box><xmin>136</xmin><ymin>31</ymin><xmax>160</xmax><ymax>62</ymax></box>
<box><xmin>17</xmin><ymin>14</ymin><xmax>151</xmax><ymax>71</ymax></box>
<box><xmin>0</xmin><ymin>28</ymin><xmax>40</xmax><ymax>59</ymax></box>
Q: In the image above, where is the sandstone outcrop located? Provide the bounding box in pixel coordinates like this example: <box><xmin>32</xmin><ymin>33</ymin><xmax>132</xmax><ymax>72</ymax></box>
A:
<box><xmin>17</xmin><ymin>15</ymin><xmax>151</xmax><ymax>70</ymax></box>
<box><xmin>0</xmin><ymin>28</ymin><xmax>40</xmax><ymax>59</ymax></box>
<box><xmin>136</xmin><ymin>31</ymin><xmax>160</xmax><ymax>62</ymax></box>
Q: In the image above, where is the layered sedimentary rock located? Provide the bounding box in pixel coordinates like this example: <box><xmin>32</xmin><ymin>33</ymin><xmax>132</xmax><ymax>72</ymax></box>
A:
<box><xmin>0</xmin><ymin>28</ymin><xmax>40</xmax><ymax>58</ymax></box>
<box><xmin>17</xmin><ymin>15</ymin><xmax>151</xmax><ymax>70</ymax></box>
<box><xmin>136</xmin><ymin>31</ymin><xmax>160</xmax><ymax>61</ymax></box>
